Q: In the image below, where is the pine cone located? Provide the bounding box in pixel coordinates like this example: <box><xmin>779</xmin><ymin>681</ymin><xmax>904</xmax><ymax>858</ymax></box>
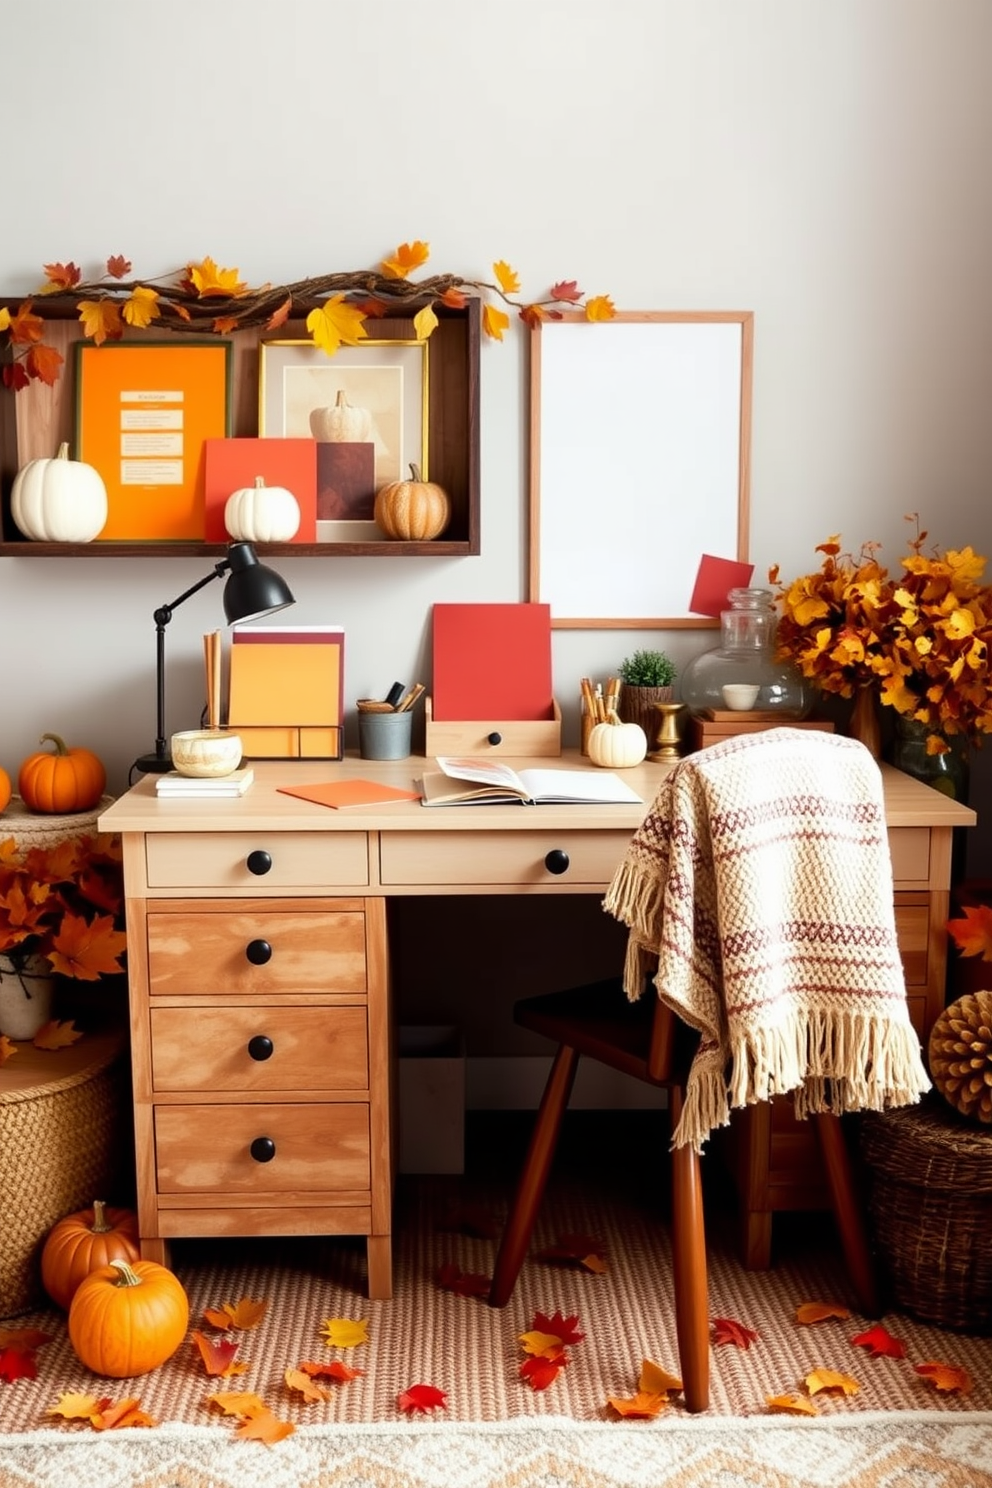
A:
<box><xmin>928</xmin><ymin>990</ymin><xmax>992</xmax><ymax>1124</ymax></box>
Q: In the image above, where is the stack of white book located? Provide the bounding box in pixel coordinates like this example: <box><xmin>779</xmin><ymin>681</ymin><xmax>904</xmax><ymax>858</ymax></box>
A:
<box><xmin>155</xmin><ymin>767</ymin><xmax>254</xmax><ymax>798</ymax></box>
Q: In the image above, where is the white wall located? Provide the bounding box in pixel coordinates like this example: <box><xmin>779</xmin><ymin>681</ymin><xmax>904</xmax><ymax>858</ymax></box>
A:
<box><xmin>3</xmin><ymin>0</ymin><xmax>992</xmax><ymax>868</ymax></box>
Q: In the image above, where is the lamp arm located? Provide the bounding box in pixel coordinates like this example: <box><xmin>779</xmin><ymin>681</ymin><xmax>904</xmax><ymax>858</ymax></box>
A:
<box><xmin>149</xmin><ymin>560</ymin><xmax>231</xmax><ymax>764</ymax></box>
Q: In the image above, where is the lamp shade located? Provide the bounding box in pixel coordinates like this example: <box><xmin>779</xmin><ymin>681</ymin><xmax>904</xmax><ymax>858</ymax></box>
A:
<box><xmin>222</xmin><ymin>541</ymin><xmax>296</xmax><ymax>625</ymax></box>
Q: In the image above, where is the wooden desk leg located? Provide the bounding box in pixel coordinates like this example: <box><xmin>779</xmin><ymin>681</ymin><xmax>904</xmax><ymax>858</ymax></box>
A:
<box><xmin>366</xmin><ymin>1236</ymin><xmax>392</xmax><ymax>1300</ymax></box>
<box><xmin>141</xmin><ymin>1237</ymin><xmax>169</xmax><ymax>1266</ymax></box>
<box><xmin>737</xmin><ymin>1104</ymin><xmax>774</xmax><ymax>1269</ymax></box>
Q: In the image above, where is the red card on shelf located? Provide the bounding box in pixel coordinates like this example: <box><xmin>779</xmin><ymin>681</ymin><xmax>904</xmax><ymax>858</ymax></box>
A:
<box><xmin>431</xmin><ymin>603</ymin><xmax>554</xmax><ymax>721</ymax></box>
<box><xmin>203</xmin><ymin>438</ymin><xmax>317</xmax><ymax>543</ymax></box>
<box><xmin>688</xmin><ymin>554</ymin><xmax>755</xmax><ymax>617</ymax></box>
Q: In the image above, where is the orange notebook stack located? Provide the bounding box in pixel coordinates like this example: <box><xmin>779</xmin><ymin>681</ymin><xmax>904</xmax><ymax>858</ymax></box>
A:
<box><xmin>227</xmin><ymin>625</ymin><xmax>345</xmax><ymax>759</ymax></box>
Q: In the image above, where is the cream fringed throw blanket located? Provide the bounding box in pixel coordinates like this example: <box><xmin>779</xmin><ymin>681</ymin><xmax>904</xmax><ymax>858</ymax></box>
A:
<box><xmin>603</xmin><ymin>728</ymin><xmax>931</xmax><ymax>1152</ymax></box>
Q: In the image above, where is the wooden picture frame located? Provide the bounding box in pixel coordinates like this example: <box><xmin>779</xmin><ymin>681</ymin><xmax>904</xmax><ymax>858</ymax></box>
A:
<box><xmin>74</xmin><ymin>339</ymin><xmax>232</xmax><ymax>541</ymax></box>
<box><xmin>528</xmin><ymin>311</ymin><xmax>753</xmax><ymax>628</ymax></box>
<box><xmin>259</xmin><ymin>338</ymin><xmax>428</xmax><ymax>543</ymax></box>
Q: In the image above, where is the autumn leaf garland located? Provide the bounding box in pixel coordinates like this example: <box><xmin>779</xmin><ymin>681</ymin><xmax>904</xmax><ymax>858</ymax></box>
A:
<box><xmin>0</xmin><ymin>241</ymin><xmax>616</xmax><ymax>390</ymax></box>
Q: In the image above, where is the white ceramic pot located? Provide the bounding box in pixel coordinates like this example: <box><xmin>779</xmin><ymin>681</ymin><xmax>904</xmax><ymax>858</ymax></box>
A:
<box><xmin>0</xmin><ymin>953</ymin><xmax>56</xmax><ymax>1039</ymax></box>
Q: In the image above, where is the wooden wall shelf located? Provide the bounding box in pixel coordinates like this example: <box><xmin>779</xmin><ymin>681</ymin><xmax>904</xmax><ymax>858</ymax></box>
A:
<box><xmin>0</xmin><ymin>298</ymin><xmax>480</xmax><ymax>558</ymax></box>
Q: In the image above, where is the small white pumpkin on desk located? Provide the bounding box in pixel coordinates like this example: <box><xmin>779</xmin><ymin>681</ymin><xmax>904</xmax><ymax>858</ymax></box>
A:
<box><xmin>587</xmin><ymin>712</ymin><xmax>647</xmax><ymax>768</ymax></box>
<box><xmin>224</xmin><ymin>476</ymin><xmax>301</xmax><ymax>543</ymax></box>
<box><xmin>11</xmin><ymin>442</ymin><xmax>108</xmax><ymax>542</ymax></box>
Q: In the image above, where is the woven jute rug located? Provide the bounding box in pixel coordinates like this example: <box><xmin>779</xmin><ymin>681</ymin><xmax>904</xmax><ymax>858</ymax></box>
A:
<box><xmin>2</xmin><ymin>1115</ymin><xmax>991</xmax><ymax>1486</ymax></box>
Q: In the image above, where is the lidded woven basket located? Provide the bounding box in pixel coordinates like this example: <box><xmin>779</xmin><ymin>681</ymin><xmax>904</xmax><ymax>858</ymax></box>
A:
<box><xmin>0</xmin><ymin>795</ymin><xmax>114</xmax><ymax>851</ymax></box>
<box><xmin>860</xmin><ymin>1094</ymin><xmax>992</xmax><ymax>1332</ymax></box>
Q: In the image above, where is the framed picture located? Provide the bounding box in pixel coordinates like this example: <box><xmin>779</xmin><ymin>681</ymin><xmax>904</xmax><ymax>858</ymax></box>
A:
<box><xmin>528</xmin><ymin>311</ymin><xmax>753</xmax><ymax>628</ymax></box>
<box><xmin>75</xmin><ymin>340</ymin><xmax>232</xmax><ymax>541</ymax></box>
<box><xmin>259</xmin><ymin>338</ymin><xmax>429</xmax><ymax>542</ymax></box>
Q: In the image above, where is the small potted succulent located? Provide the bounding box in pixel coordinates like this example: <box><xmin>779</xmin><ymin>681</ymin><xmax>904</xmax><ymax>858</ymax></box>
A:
<box><xmin>617</xmin><ymin>649</ymin><xmax>677</xmax><ymax>736</ymax></box>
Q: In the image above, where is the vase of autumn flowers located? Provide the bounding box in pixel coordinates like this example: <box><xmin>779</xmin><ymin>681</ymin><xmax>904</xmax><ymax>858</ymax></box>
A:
<box><xmin>769</xmin><ymin>517</ymin><xmax>992</xmax><ymax>795</ymax></box>
<box><xmin>0</xmin><ymin>830</ymin><xmax>127</xmax><ymax>1038</ymax></box>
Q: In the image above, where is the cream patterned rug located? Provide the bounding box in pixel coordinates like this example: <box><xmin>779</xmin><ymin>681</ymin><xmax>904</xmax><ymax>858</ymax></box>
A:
<box><xmin>2</xmin><ymin>1119</ymin><xmax>991</xmax><ymax>1486</ymax></box>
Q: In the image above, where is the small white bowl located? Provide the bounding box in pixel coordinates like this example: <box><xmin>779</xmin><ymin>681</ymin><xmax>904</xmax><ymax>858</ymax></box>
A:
<box><xmin>170</xmin><ymin>729</ymin><xmax>244</xmax><ymax>778</ymax></box>
<box><xmin>721</xmin><ymin>684</ymin><xmax>761</xmax><ymax>712</ymax></box>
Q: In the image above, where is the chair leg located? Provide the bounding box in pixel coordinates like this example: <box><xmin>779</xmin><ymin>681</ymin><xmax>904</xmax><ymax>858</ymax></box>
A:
<box><xmin>669</xmin><ymin>1085</ymin><xmax>709</xmax><ymax>1413</ymax></box>
<box><xmin>813</xmin><ymin>1111</ymin><xmax>880</xmax><ymax>1318</ymax></box>
<box><xmin>488</xmin><ymin>1044</ymin><xmax>579</xmax><ymax>1308</ymax></box>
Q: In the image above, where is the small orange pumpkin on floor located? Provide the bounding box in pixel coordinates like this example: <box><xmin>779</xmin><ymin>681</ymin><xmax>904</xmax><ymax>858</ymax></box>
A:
<box><xmin>68</xmin><ymin>1258</ymin><xmax>189</xmax><ymax>1377</ymax></box>
<box><xmin>0</xmin><ymin>765</ymin><xmax>11</xmax><ymax>814</ymax></box>
<box><xmin>18</xmin><ymin>733</ymin><xmax>106</xmax><ymax>813</ymax></box>
<box><xmin>41</xmin><ymin>1199</ymin><xmax>140</xmax><ymax>1310</ymax></box>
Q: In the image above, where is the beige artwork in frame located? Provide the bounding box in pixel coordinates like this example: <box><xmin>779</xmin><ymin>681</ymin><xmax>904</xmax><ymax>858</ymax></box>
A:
<box><xmin>528</xmin><ymin>310</ymin><xmax>753</xmax><ymax>628</ymax></box>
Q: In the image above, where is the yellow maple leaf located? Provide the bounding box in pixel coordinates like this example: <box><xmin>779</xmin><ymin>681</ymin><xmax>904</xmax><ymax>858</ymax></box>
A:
<box><xmin>187</xmin><ymin>256</ymin><xmax>249</xmax><ymax>298</ymax></box>
<box><xmin>767</xmin><ymin>1392</ymin><xmax>818</xmax><ymax>1415</ymax></box>
<box><xmin>121</xmin><ymin>287</ymin><xmax>160</xmax><ymax>329</ymax></box>
<box><xmin>381</xmin><ymin>240</ymin><xmax>430</xmax><ymax>280</ymax></box>
<box><xmin>639</xmin><ymin>1359</ymin><xmax>682</xmax><ymax>1395</ymax></box>
<box><xmin>795</xmin><ymin>1301</ymin><xmax>851</xmax><ymax>1325</ymax></box>
<box><xmin>493</xmin><ymin>260</ymin><xmax>520</xmax><ymax>295</ymax></box>
<box><xmin>285</xmin><ymin>1367</ymin><xmax>329</xmax><ymax>1402</ymax></box>
<box><xmin>47</xmin><ymin>1392</ymin><xmax>104</xmax><ymax>1420</ymax></box>
<box><xmin>32</xmin><ymin>1020</ymin><xmax>83</xmax><ymax>1050</ymax></box>
<box><xmin>607</xmin><ymin>1389</ymin><xmax>669</xmax><ymax>1418</ymax></box>
<box><xmin>519</xmin><ymin>1329</ymin><xmax>564</xmax><ymax>1358</ymax></box>
<box><xmin>0</xmin><ymin>307</ymin><xmax>10</xmax><ymax>332</ymax></box>
<box><xmin>320</xmin><ymin>1316</ymin><xmax>369</xmax><ymax>1349</ymax></box>
<box><xmin>584</xmin><ymin>294</ymin><xmax>616</xmax><ymax>322</ymax></box>
<box><xmin>76</xmin><ymin>298</ymin><xmax>124</xmax><ymax>345</ymax></box>
<box><xmin>306</xmin><ymin>296</ymin><xmax>369</xmax><ymax>355</ymax></box>
<box><xmin>413</xmin><ymin>304</ymin><xmax>439</xmax><ymax>342</ymax></box>
<box><xmin>482</xmin><ymin>304</ymin><xmax>510</xmax><ymax>341</ymax></box>
<box><xmin>207</xmin><ymin>1390</ymin><xmax>267</xmax><ymax>1417</ymax></box>
<box><xmin>0</xmin><ymin>1035</ymin><xmax>18</xmax><ymax>1065</ymax></box>
<box><xmin>805</xmin><ymin>1368</ymin><xmax>860</xmax><ymax>1397</ymax></box>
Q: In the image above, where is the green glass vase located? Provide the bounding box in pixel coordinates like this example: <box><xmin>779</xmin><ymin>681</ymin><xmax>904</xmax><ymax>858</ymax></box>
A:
<box><xmin>888</xmin><ymin>714</ymin><xmax>971</xmax><ymax>803</ymax></box>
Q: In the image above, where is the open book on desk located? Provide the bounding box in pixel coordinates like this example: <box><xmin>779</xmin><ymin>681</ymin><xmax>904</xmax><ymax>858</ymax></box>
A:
<box><xmin>420</xmin><ymin>756</ymin><xmax>643</xmax><ymax>807</ymax></box>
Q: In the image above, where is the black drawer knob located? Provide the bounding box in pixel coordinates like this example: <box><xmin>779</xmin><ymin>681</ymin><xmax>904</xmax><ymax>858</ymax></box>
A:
<box><xmin>486</xmin><ymin>731</ymin><xmax>502</xmax><ymax>746</ymax></box>
<box><xmin>544</xmin><ymin>848</ymin><xmax>570</xmax><ymax>875</ymax></box>
<box><xmin>247</xmin><ymin>1035</ymin><xmax>274</xmax><ymax>1061</ymax></box>
<box><xmin>246</xmin><ymin>850</ymin><xmax>272</xmax><ymax>876</ymax></box>
<box><xmin>250</xmin><ymin>1136</ymin><xmax>276</xmax><ymax>1163</ymax></box>
<box><xmin>245</xmin><ymin>939</ymin><xmax>272</xmax><ymax>965</ymax></box>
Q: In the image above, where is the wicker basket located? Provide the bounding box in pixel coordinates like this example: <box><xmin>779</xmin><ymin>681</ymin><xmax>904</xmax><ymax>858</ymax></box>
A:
<box><xmin>1</xmin><ymin>794</ymin><xmax>115</xmax><ymax>851</ymax></box>
<box><xmin>0</xmin><ymin>1031</ymin><xmax>132</xmax><ymax>1318</ymax></box>
<box><xmin>860</xmin><ymin>1095</ymin><xmax>992</xmax><ymax>1332</ymax></box>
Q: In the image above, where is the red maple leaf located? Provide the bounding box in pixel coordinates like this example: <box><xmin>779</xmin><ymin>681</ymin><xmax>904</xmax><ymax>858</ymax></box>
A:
<box><xmin>520</xmin><ymin>1350</ymin><xmax>568</xmax><ymax>1390</ymax></box>
<box><xmin>0</xmin><ymin>1348</ymin><xmax>38</xmax><ymax>1382</ymax></box>
<box><xmin>851</xmin><ymin>1324</ymin><xmax>906</xmax><ymax>1359</ymax></box>
<box><xmin>532</xmin><ymin>1310</ymin><xmax>585</xmax><ymax>1345</ymax></box>
<box><xmin>712</xmin><ymin>1317</ymin><xmax>759</xmax><ymax>1349</ymax></box>
<box><xmin>397</xmin><ymin>1383</ymin><xmax>447</xmax><ymax>1413</ymax></box>
<box><xmin>550</xmin><ymin>280</ymin><xmax>583</xmax><ymax>302</ymax></box>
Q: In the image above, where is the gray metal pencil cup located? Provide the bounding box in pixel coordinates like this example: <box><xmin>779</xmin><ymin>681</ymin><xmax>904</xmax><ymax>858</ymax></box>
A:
<box><xmin>358</xmin><ymin>710</ymin><xmax>413</xmax><ymax>761</ymax></box>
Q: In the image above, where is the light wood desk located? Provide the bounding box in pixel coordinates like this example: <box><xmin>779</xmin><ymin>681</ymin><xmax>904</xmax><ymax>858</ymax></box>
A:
<box><xmin>99</xmin><ymin>752</ymin><xmax>975</xmax><ymax>1296</ymax></box>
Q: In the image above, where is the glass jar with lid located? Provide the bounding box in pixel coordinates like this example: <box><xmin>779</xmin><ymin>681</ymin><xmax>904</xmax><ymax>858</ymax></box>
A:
<box><xmin>680</xmin><ymin>587</ymin><xmax>810</xmax><ymax>718</ymax></box>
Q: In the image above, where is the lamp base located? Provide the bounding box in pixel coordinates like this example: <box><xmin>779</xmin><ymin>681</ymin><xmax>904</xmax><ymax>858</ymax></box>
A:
<box><xmin>133</xmin><ymin>750</ymin><xmax>173</xmax><ymax>775</ymax></box>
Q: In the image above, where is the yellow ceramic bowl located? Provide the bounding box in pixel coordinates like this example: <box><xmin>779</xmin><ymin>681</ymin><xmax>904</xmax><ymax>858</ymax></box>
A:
<box><xmin>170</xmin><ymin>729</ymin><xmax>243</xmax><ymax>778</ymax></box>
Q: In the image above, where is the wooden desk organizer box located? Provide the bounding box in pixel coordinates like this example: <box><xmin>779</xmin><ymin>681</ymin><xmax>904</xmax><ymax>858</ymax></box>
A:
<box><xmin>424</xmin><ymin>697</ymin><xmax>562</xmax><ymax>756</ymax></box>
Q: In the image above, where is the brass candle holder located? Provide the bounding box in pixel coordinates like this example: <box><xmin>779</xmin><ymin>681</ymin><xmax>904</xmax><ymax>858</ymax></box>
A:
<box><xmin>648</xmin><ymin>701</ymin><xmax>686</xmax><ymax>762</ymax></box>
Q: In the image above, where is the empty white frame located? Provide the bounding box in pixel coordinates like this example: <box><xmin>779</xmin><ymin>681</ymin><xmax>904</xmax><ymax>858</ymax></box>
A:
<box><xmin>529</xmin><ymin>311</ymin><xmax>753</xmax><ymax>628</ymax></box>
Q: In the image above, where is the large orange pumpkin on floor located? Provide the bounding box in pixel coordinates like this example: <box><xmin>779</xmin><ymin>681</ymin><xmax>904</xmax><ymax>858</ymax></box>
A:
<box><xmin>18</xmin><ymin>733</ymin><xmax>106</xmax><ymax>813</ymax></box>
<box><xmin>41</xmin><ymin>1200</ymin><xmax>140</xmax><ymax>1310</ymax></box>
<box><xmin>68</xmin><ymin>1258</ymin><xmax>189</xmax><ymax>1377</ymax></box>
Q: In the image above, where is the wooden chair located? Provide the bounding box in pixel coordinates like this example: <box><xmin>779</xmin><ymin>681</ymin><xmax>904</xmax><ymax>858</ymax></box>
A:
<box><xmin>487</xmin><ymin>975</ymin><xmax>880</xmax><ymax>1414</ymax></box>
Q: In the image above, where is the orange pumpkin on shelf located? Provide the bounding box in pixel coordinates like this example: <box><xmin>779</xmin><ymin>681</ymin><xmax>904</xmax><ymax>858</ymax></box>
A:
<box><xmin>41</xmin><ymin>1200</ymin><xmax>140</xmax><ymax>1310</ymax></box>
<box><xmin>18</xmin><ymin>733</ymin><xmax>106</xmax><ymax>814</ymax></box>
<box><xmin>374</xmin><ymin>463</ymin><xmax>451</xmax><ymax>541</ymax></box>
<box><xmin>68</xmin><ymin>1258</ymin><xmax>189</xmax><ymax>1377</ymax></box>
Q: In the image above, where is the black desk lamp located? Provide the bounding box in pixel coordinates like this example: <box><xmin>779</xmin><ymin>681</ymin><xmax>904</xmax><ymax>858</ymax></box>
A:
<box><xmin>133</xmin><ymin>541</ymin><xmax>296</xmax><ymax>776</ymax></box>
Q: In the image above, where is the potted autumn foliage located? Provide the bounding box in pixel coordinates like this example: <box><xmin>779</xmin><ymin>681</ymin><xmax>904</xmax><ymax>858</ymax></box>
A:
<box><xmin>0</xmin><ymin>831</ymin><xmax>126</xmax><ymax>1039</ymax></box>
<box><xmin>616</xmin><ymin>649</ymin><xmax>677</xmax><ymax>737</ymax></box>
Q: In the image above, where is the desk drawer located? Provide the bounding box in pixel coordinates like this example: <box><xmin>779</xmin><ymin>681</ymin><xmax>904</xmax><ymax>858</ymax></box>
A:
<box><xmin>146</xmin><ymin>910</ymin><xmax>368</xmax><ymax>996</ymax></box>
<box><xmin>154</xmin><ymin>1103</ymin><xmax>370</xmax><ymax>1192</ymax></box>
<box><xmin>379</xmin><ymin>829</ymin><xmax>631</xmax><ymax>887</ymax></box>
<box><xmin>150</xmin><ymin>1007</ymin><xmax>368</xmax><ymax>1091</ymax></box>
<box><xmin>144</xmin><ymin>832</ymin><xmax>369</xmax><ymax>890</ymax></box>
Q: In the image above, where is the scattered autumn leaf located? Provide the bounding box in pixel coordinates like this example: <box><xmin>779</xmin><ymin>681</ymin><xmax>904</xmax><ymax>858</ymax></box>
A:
<box><xmin>519</xmin><ymin>1350</ymin><xmax>568</xmax><ymax>1391</ymax></box>
<box><xmin>805</xmin><ymin>1368</ymin><xmax>860</xmax><ymax>1397</ymax></box>
<box><xmin>0</xmin><ymin>1035</ymin><xmax>17</xmax><ymax>1065</ymax></box>
<box><xmin>607</xmin><ymin>1389</ymin><xmax>669</xmax><ymax>1419</ymax></box>
<box><xmin>532</xmin><ymin>1310</ymin><xmax>585</xmax><ymax>1346</ymax></box>
<box><xmin>47</xmin><ymin>1392</ymin><xmax>107</xmax><ymax>1421</ymax></box>
<box><xmin>795</xmin><ymin>1302</ymin><xmax>851</xmax><ymax>1325</ymax></box>
<box><xmin>207</xmin><ymin>1390</ymin><xmax>267</xmax><ymax>1417</ymax></box>
<box><xmin>91</xmin><ymin>1398</ymin><xmax>156</xmax><ymax>1430</ymax></box>
<box><xmin>397</xmin><ymin>1382</ymin><xmax>447</xmax><ymax>1414</ymax></box>
<box><xmin>0</xmin><ymin>1327</ymin><xmax>52</xmax><ymax>1353</ymax></box>
<box><xmin>767</xmin><ymin>1392</ymin><xmax>818</xmax><ymax>1416</ymax></box>
<box><xmin>850</xmin><ymin>1324</ymin><xmax>905</xmax><ymax>1359</ymax></box>
<box><xmin>320</xmin><ymin>1316</ymin><xmax>369</xmax><ymax>1349</ymax></box>
<box><xmin>190</xmin><ymin>1331</ymin><xmax>246</xmax><ymax>1377</ymax></box>
<box><xmin>47</xmin><ymin>912</ymin><xmax>127</xmax><ymax>980</ymax></box>
<box><xmin>76</xmin><ymin>298</ymin><xmax>124</xmax><ymax>345</ymax></box>
<box><xmin>32</xmin><ymin>1019</ymin><xmax>83</xmax><ymax>1050</ymax></box>
<box><xmin>233</xmin><ymin>1407</ymin><xmax>295</xmax><ymax>1444</ymax></box>
<box><xmin>519</xmin><ymin>1329</ymin><xmax>563</xmax><ymax>1358</ymax></box>
<box><xmin>0</xmin><ymin>1348</ymin><xmax>38</xmax><ymax>1383</ymax></box>
<box><xmin>434</xmin><ymin>1262</ymin><xmax>491</xmax><ymax>1298</ymax></box>
<box><xmin>712</xmin><ymin>1317</ymin><xmax>759</xmax><ymax>1349</ymax></box>
<box><xmin>639</xmin><ymin>1359</ymin><xmax>682</xmax><ymax>1395</ymax></box>
<box><xmin>535</xmin><ymin>1235</ymin><xmax>607</xmax><ymax>1275</ymax></box>
<box><xmin>203</xmin><ymin>1298</ymin><xmax>268</xmax><ymax>1331</ymax></box>
<box><xmin>300</xmin><ymin>1360</ymin><xmax>363</xmax><ymax>1383</ymax></box>
<box><xmin>285</xmin><ymin>1368</ymin><xmax>329</xmax><ymax>1403</ymax></box>
<box><xmin>915</xmin><ymin>1361</ymin><xmax>974</xmax><ymax>1394</ymax></box>
<box><xmin>946</xmin><ymin>903</ymin><xmax>992</xmax><ymax>960</ymax></box>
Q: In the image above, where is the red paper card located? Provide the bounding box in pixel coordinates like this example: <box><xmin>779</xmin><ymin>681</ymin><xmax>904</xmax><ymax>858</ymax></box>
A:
<box><xmin>431</xmin><ymin>603</ymin><xmax>554</xmax><ymax>721</ymax></box>
<box><xmin>203</xmin><ymin>438</ymin><xmax>317</xmax><ymax>543</ymax></box>
<box><xmin>278</xmin><ymin>779</ymin><xmax>420</xmax><ymax>809</ymax></box>
<box><xmin>688</xmin><ymin>554</ymin><xmax>755</xmax><ymax>617</ymax></box>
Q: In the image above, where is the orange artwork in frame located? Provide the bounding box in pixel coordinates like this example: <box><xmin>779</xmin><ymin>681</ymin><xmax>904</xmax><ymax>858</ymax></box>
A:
<box><xmin>74</xmin><ymin>340</ymin><xmax>232</xmax><ymax>541</ymax></box>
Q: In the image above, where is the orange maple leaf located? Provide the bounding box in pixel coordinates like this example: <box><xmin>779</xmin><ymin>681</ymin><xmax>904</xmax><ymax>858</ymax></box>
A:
<box><xmin>851</xmin><ymin>1324</ymin><xmax>905</xmax><ymax>1359</ymax></box>
<box><xmin>233</xmin><ymin>1407</ymin><xmax>295</xmax><ymax>1443</ymax></box>
<box><xmin>300</xmin><ymin>1359</ymin><xmax>363</xmax><ymax>1383</ymax></box>
<box><xmin>0</xmin><ymin>1327</ymin><xmax>52</xmax><ymax>1352</ymax></box>
<box><xmin>493</xmin><ymin>260</ymin><xmax>520</xmax><ymax>295</ymax></box>
<box><xmin>482</xmin><ymin>303</ymin><xmax>510</xmax><ymax>341</ymax></box>
<box><xmin>535</xmin><ymin>1235</ymin><xmax>607</xmax><ymax>1275</ymax></box>
<box><xmin>265</xmin><ymin>297</ymin><xmax>293</xmax><ymax>332</ymax></box>
<box><xmin>767</xmin><ymin>1392</ymin><xmax>818</xmax><ymax>1415</ymax></box>
<box><xmin>47</xmin><ymin>912</ymin><xmax>127</xmax><ymax>979</ymax></box>
<box><xmin>285</xmin><ymin>1367</ymin><xmax>329</xmax><ymax>1403</ymax></box>
<box><xmin>191</xmin><ymin>1330</ymin><xmax>246</xmax><ymax>1377</ymax></box>
<box><xmin>76</xmin><ymin>298</ymin><xmax>124</xmax><ymax>345</ymax></box>
<box><xmin>380</xmin><ymin>240</ymin><xmax>430</xmax><ymax>280</ymax></box>
<box><xmin>106</xmin><ymin>255</ymin><xmax>132</xmax><ymax>279</ymax></box>
<box><xmin>32</xmin><ymin>1020</ymin><xmax>83</xmax><ymax>1051</ymax></box>
<box><xmin>805</xmin><ymin>1367</ymin><xmax>860</xmax><ymax>1397</ymax></box>
<box><xmin>639</xmin><ymin>1359</ymin><xmax>682</xmax><ymax>1395</ymax></box>
<box><xmin>203</xmin><ymin>1297</ymin><xmax>268</xmax><ymax>1331</ymax></box>
<box><xmin>0</xmin><ymin>1035</ymin><xmax>18</xmax><ymax>1065</ymax></box>
<box><xmin>606</xmin><ymin>1389</ymin><xmax>669</xmax><ymax>1418</ymax></box>
<box><xmin>946</xmin><ymin>903</ymin><xmax>992</xmax><ymax>960</ymax></box>
<box><xmin>712</xmin><ymin>1317</ymin><xmax>759</xmax><ymax>1349</ymax></box>
<box><xmin>550</xmin><ymin>280</ymin><xmax>583</xmax><ymax>303</ymax></box>
<box><xmin>351</xmin><ymin>296</ymin><xmax>393</xmax><ymax>319</ymax></box>
<box><xmin>795</xmin><ymin>1301</ymin><xmax>851</xmax><ymax>1325</ymax></box>
<box><xmin>7</xmin><ymin>302</ymin><xmax>45</xmax><ymax>345</ymax></box>
<box><xmin>439</xmin><ymin>287</ymin><xmax>468</xmax><ymax>310</ymax></box>
<box><xmin>213</xmin><ymin>316</ymin><xmax>239</xmax><ymax>335</ymax></box>
<box><xmin>915</xmin><ymin>1361</ymin><xmax>973</xmax><ymax>1394</ymax></box>
<box><xmin>519</xmin><ymin>304</ymin><xmax>554</xmax><ymax>328</ymax></box>
<box><xmin>42</xmin><ymin>262</ymin><xmax>82</xmax><ymax>291</ymax></box>
<box><xmin>397</xmin><ymin>1382</ymin><xmax>447</xmax><ymax>1413</ymax></box>
<box><xmin>207</xmin><ymin>1390</ymin><xmax>266</xmax><ymax>1417</ymax></box>
<box><xmin>91</xmin><ymin>1397</ymin><xmax>156</xmax><ymax>1429</ymax></box>
<box><xmin>584</xmin><ymin>294</ymin><xmax>616</xmax><ymax>322</ymax></box>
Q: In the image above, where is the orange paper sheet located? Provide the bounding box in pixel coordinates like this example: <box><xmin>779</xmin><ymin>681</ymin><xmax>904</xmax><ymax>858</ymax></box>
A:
<box><xmin>277</xmin><ymin>779</ymin><xmax>421</xmax><ymax>809</ymax></box>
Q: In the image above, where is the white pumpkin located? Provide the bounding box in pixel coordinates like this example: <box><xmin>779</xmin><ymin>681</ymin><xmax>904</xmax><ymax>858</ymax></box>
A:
<box><xmin>308</xmin><ymin>390</ymin><xmax>372</xmax><ymax>443</ymax></box>
<box><xmin>587</xmin><ymin>720</ymin><xmax>647</xmax><ymax>769</ymax></box>
<box><xmin>224</xmin><ymin>476</ymin><xmax>301</xmax><ymax>543</ymax></box>
<box><xmin>11</xmin><ymin>442</ymin><xmax>108</xmax><ymax>542</ymax></box>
